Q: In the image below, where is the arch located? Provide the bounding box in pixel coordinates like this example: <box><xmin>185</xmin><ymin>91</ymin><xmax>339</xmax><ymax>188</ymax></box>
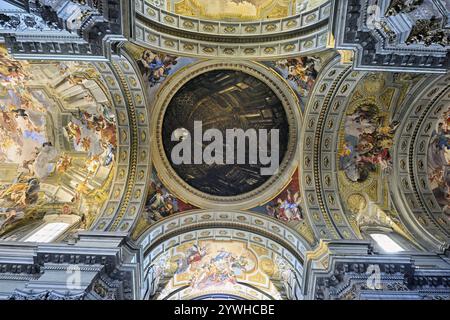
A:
<box><xmin>136</xmin><ymin>209</ymin><xmax>311</xmax><ymax>299</ymax></box>
<box><xmin>132</xmin><ymin>0</ymin><xmax>331</xmax><ymax>59</ymax></box>
<box><xmin>390</xmin><ymin>73</ymin><xmax>450</xmax><ymax>252</ymax></box>
<box><xmin>300</xmin><ymin>55</ymin><xmax>364</xmax><ymax>240</ymax></box>
<box><xmin>88</xmin><ymin>52</ymin><xmax>153</xmax><ymax>234</ymax></box>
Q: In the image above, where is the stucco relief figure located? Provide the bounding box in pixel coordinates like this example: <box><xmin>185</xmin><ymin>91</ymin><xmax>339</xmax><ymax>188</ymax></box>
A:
<box><xmin>340</xmin><ymin>104</ymin><xmax>399</xmax><ymax>183</ymax></box>
<box><xmin>428</xmin><ymin>109</ymin><xmax>450</xmax><ymax>215</ymax></box>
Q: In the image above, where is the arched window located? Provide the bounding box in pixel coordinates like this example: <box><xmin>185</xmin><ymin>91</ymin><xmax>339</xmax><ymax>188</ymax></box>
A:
<box><xmin>22</xmin><ymin>214</ymin><xmax>81</xmax><ymax>243</ymax></box>
<box><xmin>24</xmin><ymin>222</ymin><xmax>71</xmax><ymax>243</ymax></box>
<box><xmin>369</xmin><ymin>233</ymin><xmax>405</xmax><ymax>253</ymax></box>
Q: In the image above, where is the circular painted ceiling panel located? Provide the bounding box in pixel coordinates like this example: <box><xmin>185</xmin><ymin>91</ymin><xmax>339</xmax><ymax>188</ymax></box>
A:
<box><xmin>162</xmin><ymin>70</ymin><xmax>289</xmax><ymax>197</ymax></box>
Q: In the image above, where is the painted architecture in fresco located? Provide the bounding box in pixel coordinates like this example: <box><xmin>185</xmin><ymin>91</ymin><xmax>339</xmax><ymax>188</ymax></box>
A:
<box><xmin>0</xmin><ymin>47</ymin><xmax>117</xmax><ymax>238</ymax></box>
<box><xmin>0</xmin><ymin>0</ymin><xmax>448</xmax><ymax>302</ymax></box>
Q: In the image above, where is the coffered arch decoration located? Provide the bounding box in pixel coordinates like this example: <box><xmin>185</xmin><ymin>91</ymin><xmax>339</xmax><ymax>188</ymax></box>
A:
<box><xmin>131</xmin><ymin>0</ymin><xmax>331</xmax><ymax>59</ymax></box>
<box><xmin>300</xmin><ymin>54</ymin><xmax>425</xmax><ymax>244</ymax></box>
<box><xmin>136</xmin><ymin>210</ymin><xmax>310</xmax><ymax>300</ymax></box>
<box><xmin>391</xmin><ymin>73</ymin><xmax>450</xmax><ymax>253</ymax></box>
<box><xmin>300</xmin><ymin>55</ymin><xmax>364</xmax><ymax>241</ymax></box>
<box><xmin>89</xmin><ymin>53</ymin><xmax>152</xmax><ymax>234</ymax></box>
<box><xmin>150</xmin><ymin>60</ymin><xmax>302</xmax><ymax>210</ymax></box>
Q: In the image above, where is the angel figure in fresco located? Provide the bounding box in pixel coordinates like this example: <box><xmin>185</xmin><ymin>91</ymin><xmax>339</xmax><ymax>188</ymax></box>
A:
<box><xmin>275</xmin><ymin>56</ymin><xmax>319</xmax><ymax>96</ymax></box>
<box><xmin>230</xmin><ymin>254</ymin><xmax>249</xmax><ymax>276</ymax></box>
<box><xmin>97</xmin><ymin>103</ymin><xmax>116</xmax><ymax>124</ymax></box>
<box><xmin>147</xmin><ymin>54</ymin><xmax>178</xmax><ymax>87</ymax></box>
<box><xmin>174</xmin><ymin>244</ymin><xmax>208</xmax><ymax>274</ymax></box>
<box><xmin>187</xmin><ymin>244</ymin><xmax>208</xmax><ymax>265</ymax></box>
<box><xmin>136</xmin><ymin>50</ymin><xmax>152</xmax><ymax>75</ymax></box>
<box><xmin>145</xmin><ymin>188</ymin><xmax>177</xmax><ymax>221</ymax></box>
<box><xmin>80</xmin><ymin>110</ymin><xmax>117</xmax><ymax>148</ymax></box>
<box><xmin>340</xmin><ymin>105</ymin><xmax>399</xmax><ymax>182</ymax></box>
<box><xmin>65</xmin><ymin>121</ymin><xmax>82</xmax><ymax>145</ymax></box>
<box><xmin>267</xmin><ymin>189</ymin><xmax>303</xmax><ymax>222</ymax></box>
<box><xmin>278</xmin><ymin>189</ymin><xmax>303</xmax><ymax>221</ymax></box>
<box><xmin>0</xmin><ymin>108</ymin><xmax>18</xmax><ymax>133</ymax></box>
<box><xmin>103</xmin><ymin>144</ymin><xmax>115</xmax><ymax>166</ymax></box>
<box><xmin>56</xmin><ymin>153</ymin><xmax>73</xmax><ymax>173</ymax></box>
<box><xmin>0</xmin><ymin>209</ymin><xmax>24</xmax><ymax>230</ymax></box>
<box><xmin>0</xmin><ymin>176</ymin><xmax>40</xmax><ymax>210</ymax></box>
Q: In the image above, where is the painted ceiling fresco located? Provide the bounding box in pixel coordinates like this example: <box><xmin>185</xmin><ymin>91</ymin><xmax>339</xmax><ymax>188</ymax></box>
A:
<box><xmin>337</xmin><ymin>73</ymin><xmax>423</xmax><ymax>242</ymax></box>
<box><xmin>127</xmin><ymin>44</ymin><xmax>196</xmax><ymax>104</ymax></box>
<box><xmin>168</xmin><ymin>0</ymin><xmax>295</xmax><ymax>21</ymax></box>
<box><xmin>163</xmin><ymin>0</ymin><xmax>329</xmax><ymax>21</ymax></box>
<box><xmin>339</xmin><ymin>103</ymin><xmax>398</xmax><ymax>183</ymax></box>
<box><xmin>145</xmin><ymin>172</ymin><xmax>196</xmax><ymax>222</ymax></box>
<box><xmin>127</xmin><ymin>44</ymin><xmax>320</xmax><ymax>242</ymax></box>
<box><xmin>265</xmin><ymin>56</ymin><xmax>321</xmax><ymax>112</ymax></box>
<box><xmin>162</xmin><ymin>70</ymin><xmax>289</xmax><ymax>197</ymax></box>
<box><xmin>0</xmin><ymin>47</ymin><xmax>117</xmax><ymax>238</ymax></box>
<box><xmin>428</xmin><ymin>108</ymin><xmax>450</xmax><ymax>215</ymax></box>
<box><xmin>125</xmin><ymin>43</ymin><xmax>449</xmax><ymax>254</ymax></box>
<box><xmin>152</xmin><ymin>240</ymin><xmax>292</xmax><ymax>300</ymax></box>
<box><xmin>252</xmin><ymin>169</ymin><xmax>316</xmax><ymax>246</ymax></box>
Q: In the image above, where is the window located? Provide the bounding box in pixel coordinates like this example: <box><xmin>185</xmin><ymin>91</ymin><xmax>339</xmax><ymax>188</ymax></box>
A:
<box><xmin>370</xmin><ymin>234</ymin><xmax>405</xmax><ymax>253</ymax></box>
<box><xmin>24</xmin><ymin>222</ymin><xmax>70</xmax><ymax>243</ymax></box>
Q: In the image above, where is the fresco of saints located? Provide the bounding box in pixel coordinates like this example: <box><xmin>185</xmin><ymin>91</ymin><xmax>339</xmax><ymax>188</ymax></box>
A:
<box><xmin>340</xmin><ymin>104</ymin><xmax>399</xmax><ymax>183</ymax></box>
<box><xmin>427</xmin><ymin>110</ymin><xmax>450</xmax><ymax>216</ymax></box>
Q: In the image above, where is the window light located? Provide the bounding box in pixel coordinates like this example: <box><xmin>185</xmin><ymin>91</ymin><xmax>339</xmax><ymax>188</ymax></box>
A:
<box><xmin>370</xmin><ymin>233</ymin><xmax>404</xmax><ymax>253</ymax></box>
<box><xmin>24</xmin><ymin>222</ymin><xmax>70</xmax><ymax>243</ymax></box>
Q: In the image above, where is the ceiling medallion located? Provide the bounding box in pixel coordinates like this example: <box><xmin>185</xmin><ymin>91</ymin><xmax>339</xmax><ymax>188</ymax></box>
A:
<box><xmin>151</xmin><ymin>61</ymin><xmax>301</xmax><ymax>209</ymax></box>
